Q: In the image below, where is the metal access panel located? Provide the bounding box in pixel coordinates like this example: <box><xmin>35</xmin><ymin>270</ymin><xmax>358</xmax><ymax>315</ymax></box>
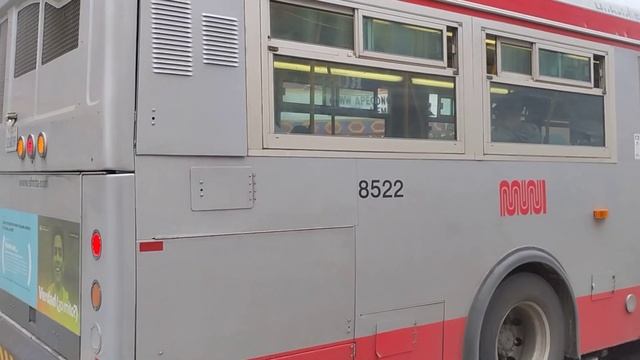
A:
<box><xmin>80</xmin><ymin>174</ymin><xmax>136</xmax><ymax>360</ymax></box>
<box><xmin>137</xmin><ymin>227</ymin><xmax>355</xmax><ymax>360</ymax></box>
<box><xmin>136</xmin><ymin>0</ymin><xmax>248</xmax><ymax>156</ymax></box>
<box><xmin>190</xmin><ymin>166</ymin><xmax>255</xmax><ymax>211</ymax></box>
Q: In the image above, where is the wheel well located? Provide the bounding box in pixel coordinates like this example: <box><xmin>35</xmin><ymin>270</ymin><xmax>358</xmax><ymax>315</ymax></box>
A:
<box><xmin>462</xmin><ymin>247</ymin><xmax>580</xmax><ymax>360</ymax></box>
<box><xmin>508</xmin><ymin>263</ymin><xmax>579</xmax><ymax>359</ymax></box>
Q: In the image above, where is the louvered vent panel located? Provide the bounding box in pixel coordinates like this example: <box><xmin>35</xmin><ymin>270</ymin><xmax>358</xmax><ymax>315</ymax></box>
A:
<box><xmin>0</xmin><ymin>21</ymin><xmax>8</xmax><ymax>117</ymax></box>
<box><xmin>151</xmin><ymin>0</ymin><xmax>193</xmax><ymax>76</ymax></box>
<box><xmin>202</xmin><ymin>13</ymin><xmax>239</xmax><ymax>67</ymax></box>
<box><xmin>14</xmin><ymin>3</ymin><xmax>39</xmax><ymax>78</ymax></box>
<box><xmin>42</xmin><ymin>0</ymin><xmax>81</xmax><ymax>65</ymax></box>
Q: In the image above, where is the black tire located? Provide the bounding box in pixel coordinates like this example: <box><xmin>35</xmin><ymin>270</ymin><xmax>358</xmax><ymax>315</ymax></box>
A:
<box><xmin>479</xmin><ymin>273</ymin><xmax>566</xmax><ymax>360</ymax></box>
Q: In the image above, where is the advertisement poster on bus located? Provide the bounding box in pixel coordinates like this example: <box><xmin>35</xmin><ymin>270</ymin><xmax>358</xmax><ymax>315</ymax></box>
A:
<box><xmin>0</xmin><ymin>209</ymin><xmax>38</xmax><ymax>307</ymax></box>
<box><xmin>0</xmin><ymin>209</ymin><xmax>80</xmax><ymax>336</ymax></box>
<box><xmin>36</xmin><ymin>216</ymin><xmax>80</xmax><ymax>335</ymax></box>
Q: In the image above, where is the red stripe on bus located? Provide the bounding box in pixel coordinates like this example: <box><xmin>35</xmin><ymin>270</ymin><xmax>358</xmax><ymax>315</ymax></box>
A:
<box><xmin>251</xmin><ymin>317</ymin><xmax>465</xmax><ymax>360</ymax></box>
<box><xmin>403</xmin><ymin>0</ymin><xmax>640</xmax><ymax>50</ymax></box>
<box><xmin>577</xmin><ymin>285</ymin><xmax>640</xmax><ymax>354</ymax></box>
<box><xmin>253</xmin><ymin>286</ymin><xmax>640</xmax><ymax>359</ymax></box>
<box><xmin>139</xmin><ymin>241</ymin><xmax>164</xmax><ymax>252</ymax></box>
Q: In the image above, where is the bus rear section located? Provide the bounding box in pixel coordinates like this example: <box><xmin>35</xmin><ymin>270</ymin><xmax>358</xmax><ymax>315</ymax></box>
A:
<box><xmin>0</xmin><ymin>0</ymin><xmax>137</xmax><ymax>359</ymax></box>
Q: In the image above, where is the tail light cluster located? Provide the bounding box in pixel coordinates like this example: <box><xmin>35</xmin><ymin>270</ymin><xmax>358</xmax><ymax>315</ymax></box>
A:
<box><xmin>16</xmin><ymin>132</ymin><xmax>47</xmax><ymax>160</ymax></box>
<box><xmin>90</xmin><ymin>230</ymin><xmax>103</xmax><ymax>355</ymax></box>
<box><xmin>90</xmin><ymin>230</ymin><xmax>102</xmax><ymax>311</ymax></box>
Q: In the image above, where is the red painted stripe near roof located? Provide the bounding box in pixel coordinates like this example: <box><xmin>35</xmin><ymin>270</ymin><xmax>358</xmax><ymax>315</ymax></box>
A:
<box><xmin>252</xmin><ymin>286</ymin><xmax>640</xmax><ymax>359</ymax></box>
<box><xmin>403</xmin><ymin>0</ymin><xmax>640</xmax><ymax>50</ymax></box>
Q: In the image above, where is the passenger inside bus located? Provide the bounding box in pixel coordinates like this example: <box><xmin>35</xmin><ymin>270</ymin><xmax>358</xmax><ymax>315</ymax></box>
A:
<box><xmin>491</xmin><ymin>99</ymin><xmax>541</xmax><ymax>144</ymax></box>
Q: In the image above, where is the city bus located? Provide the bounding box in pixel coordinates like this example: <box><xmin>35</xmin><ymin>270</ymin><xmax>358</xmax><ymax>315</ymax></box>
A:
<box><xmin>0</xmin><ymin>0</ymin><xmax>639</xmax><ymax>359</ymax></box>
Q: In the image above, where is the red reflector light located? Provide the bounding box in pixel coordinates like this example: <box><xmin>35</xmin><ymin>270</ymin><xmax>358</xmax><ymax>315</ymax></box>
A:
<box><xmin>139</xmin><ymin>241</ymin><xmax>164</xmax><ymax>253</ymax></box>
<box><xmin>26</xmin><ymin>134</ymin><xmax>35</xmax><ymax>159</ymax></box>
<box><xmin>91</xmin><ymin>230</ymin><xmax>102</xmax><ymax>259</ymax></box>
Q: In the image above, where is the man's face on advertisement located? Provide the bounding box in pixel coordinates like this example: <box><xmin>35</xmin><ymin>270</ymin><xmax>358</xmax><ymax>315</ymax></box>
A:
<box><xmin>53</xmin><ymin>235</ymin><xmax>64</xmax><ymax>283</ymax></box>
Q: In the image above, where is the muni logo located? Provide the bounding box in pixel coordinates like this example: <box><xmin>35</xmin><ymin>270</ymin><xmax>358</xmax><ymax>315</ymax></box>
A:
<box><xmin>499</xmin><ymin>179</ymin><xmax>547</xmax><ymax>217</ymax></box>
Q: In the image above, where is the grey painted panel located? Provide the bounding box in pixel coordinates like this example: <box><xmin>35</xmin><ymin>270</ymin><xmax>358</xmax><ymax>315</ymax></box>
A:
<box><xmin>136</xmin><ymin>156</ymin><xmax>357</xmax><ymax>239</ymax></box>
<box><xmin>0</xmin><ymin>312</ymin><xmax>64</xmax><ymax>360</ymax></box>
<box><xmin>0</xmin><ymin>0</ymin><xmax>137</xmax><ymax>172</ymax></box>
<box><xmin>0</xmin><ymin>173</ymin><xmax>81</xmax><ymax>360</ymax></box>
<box><xmin>136</xmin><ymin>227</ymin><xmax>356</xmax><ymax>360</ymax></box>
<box><xmin>136</xmin><ymin>0</ymin><xmax>248</xmax><ymax>156</ymax></box>
<box><xmin>190</xmin><ymin>166</ymin><xmax>254</xmax><ymax>211</ymax></box>
<box><xmin>80</xmin><ymin>174</ymin><xmax>135</xmax><ymax>360</ymax></box>
<box><xmin>358</xmin><ymin>302</ymin><xmax>444</xmax><ymax>337</ymax></box>
<box><xmin>353</xmin><ymin>158</ymin><xmax>640</xmax><ymax>323</ymax></box>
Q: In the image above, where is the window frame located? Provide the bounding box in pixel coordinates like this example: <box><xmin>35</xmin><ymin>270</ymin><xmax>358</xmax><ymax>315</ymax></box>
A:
<box><xmin>482</xmin><ymin>27</ymin><xmax>614</xmax><ymax>159</ymax></box>
<box><xmin>261</xmin><ymin>0</ymin><xmax>465</xmax><ymax>154</ymax></box>
<box><xmin>356</xmin><ymin>9</ymin><xmax>449</xmax><ymax>68</ymax></box>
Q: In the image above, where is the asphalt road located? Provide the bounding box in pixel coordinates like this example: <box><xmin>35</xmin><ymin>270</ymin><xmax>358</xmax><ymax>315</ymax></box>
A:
<box><xmin>588</xmin><ymin>341</ymin><xmax>640</xmax><ymax>359</ymax></box>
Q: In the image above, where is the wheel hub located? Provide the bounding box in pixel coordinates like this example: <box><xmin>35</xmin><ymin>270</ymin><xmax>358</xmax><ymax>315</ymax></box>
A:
<box><xmin>496</xmin><ymin>302</ymin><xmax>551</xmax><ymax>360</ymax></box>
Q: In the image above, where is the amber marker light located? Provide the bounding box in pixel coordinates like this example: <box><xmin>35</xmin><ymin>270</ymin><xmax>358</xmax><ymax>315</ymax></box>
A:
<box><xmin>37</xmin><ymin>132</ymin><xmax>47</xmax><ymax>158</ymax></box>
<box><xmin>26</xmin><ymin>134</ymin><xmax>35</xmax><ymax>159</ymax></box>
<box><xmin>593</xmin><ymin>208</ymin><xmax>609</xmax><ymax>220</ymax></box>
<box><xmin>16</xmin><ymin>136</ymin><xmax>25</xmax><ymax>159</ymax></box>
<box><xmin>91</xmin><ymin>280</ymin><xmax>102</xmax><ymax>311</ymax></box>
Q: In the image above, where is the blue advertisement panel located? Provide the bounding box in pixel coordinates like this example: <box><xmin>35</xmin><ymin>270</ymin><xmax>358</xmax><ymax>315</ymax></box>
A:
<box><xmin>0</xmin><ymin>209</ymin><xmax>38</xmax><ymax>307</ymax></box>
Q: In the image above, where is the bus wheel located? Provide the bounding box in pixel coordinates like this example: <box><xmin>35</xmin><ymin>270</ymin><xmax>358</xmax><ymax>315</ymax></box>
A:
<box><xmin>479</xmin><ymin>273</ymin><xmax>566</xmax><ymax>360</ymax></box>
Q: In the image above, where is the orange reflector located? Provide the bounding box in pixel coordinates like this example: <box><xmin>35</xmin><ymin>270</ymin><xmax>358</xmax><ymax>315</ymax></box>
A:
<box><xmin>593</xmin><ymin>209</ymin><xmax>609</xmax><ymax>220</ymax></box>
<box><xmin>16</xmin><ymin>136</ymin><xmax>25</xmax><ymax>159</ymax></box>
<box><xmin>91</xmin><ymin>281</ymin><xmax>102</xmax><ymax>311</ymax></box>
<box><xmin>37</xmin><ymin>132</ymin><xmax>47</xmax><ymax>158</ymax></box>
<box><xmin>26</xmin><ymin>134</ymin><xmax>35</xmax><ymax>159</ymax></box>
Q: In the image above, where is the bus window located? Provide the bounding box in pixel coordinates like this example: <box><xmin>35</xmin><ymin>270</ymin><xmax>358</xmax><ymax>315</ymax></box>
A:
<box><xmin>486</xmin><ymin>34</ymin><xmax>608</xmax><ymax>152</ymax></box>
<box><xmin>14</xmin><ymin>3</ymin><xmax>39</xmax><ymax>78</ymax></box>
<box><xmin>539</xmin><ymin>49</ymin><xmax>591</xmax><ymax>83</ymax></box>
<box><xmin>490</xmin><ymin>83</ymin><xmax>604</xmax><ymax>146</ymax></box>
<box><xmin>486</xmin><ymin>35</ymin><xmax>497</xmax><ymax>75</ymax></box>
<box><xmin>270</xmin><ymin>1</ymin><xmax>354</xmax><ymax>49</ymax></box>
<box><xmin>593</xmin><ymin>55</ymin><xmax>605</xmax><ymax>89</ymax></box>
<box><xmin>273</xmin><ymin>56</ymin><xmax>457</xmax><ymax>140</ymax></box>
<box><xmin>500</xmin><ymin>40</ymin><xmax>532</xmax><ymax>76</ymax></box>
<box><xmin>362</xmin><ymin>17</ymin><xmax>444</xmax><ymax>63</ymax></box>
